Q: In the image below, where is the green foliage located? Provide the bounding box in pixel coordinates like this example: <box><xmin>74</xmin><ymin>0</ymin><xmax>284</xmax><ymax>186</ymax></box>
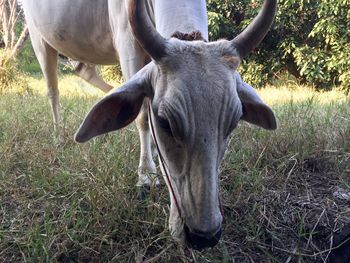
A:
<box><xmin>239</xmin><ymin>61</ymin><xmax>269</xmax><ymax>88</ymax></box>
<box><xmin>100</xmin><ymin>64</ymin><xmax>123</xmax><ymax>84</ymax></box>
<box><xmin>0</xmin><ymin>50</ymin><xmax>30</xmax><ymax>94</ymax></box>
<box><xmin>207</xmin><ymin>0</ymin><xmax>350</xmax><ymax>89</ymax></box>
<box><xmin>17</xmin><ymin>41</ymin><xmax>41</xmax><ymax>74</ymax></box>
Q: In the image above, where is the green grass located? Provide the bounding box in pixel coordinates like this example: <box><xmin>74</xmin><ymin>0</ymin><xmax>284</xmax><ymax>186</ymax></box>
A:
<box><xmin>0</xmin><ymin>74</ymin><xmax>349</xmax><ymax>262</ymax></box>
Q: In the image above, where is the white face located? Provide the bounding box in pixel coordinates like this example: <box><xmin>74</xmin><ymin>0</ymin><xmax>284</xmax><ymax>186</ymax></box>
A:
<box><xmin>112</xmin><ymin>0</ymin><xmax>276</xmax><ymax>249</ymax></box>
<box><xmin>149</xmin><ymin>39</ymin><xmax>243</xmax><ymax>248</ymax></box>
<box><xmin>75</xmin><ymin>37</ymin><xmax>277</xmax><ymax>251</ymax></box>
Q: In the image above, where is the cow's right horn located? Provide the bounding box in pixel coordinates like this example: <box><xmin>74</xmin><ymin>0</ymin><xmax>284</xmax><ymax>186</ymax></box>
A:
<box><xmin>128</xmin><ymin>0</ymin><xmax>168</xmax><ymax>61</ymax></box>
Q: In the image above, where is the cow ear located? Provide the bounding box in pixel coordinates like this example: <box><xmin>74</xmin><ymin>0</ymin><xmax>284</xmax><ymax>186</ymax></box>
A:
<box><xmin>236</xmin><ymin>73</ymin><xmax>277</xmax><ymax>130</ymax></box>
<box><xmin>75</xmin><ymin>75</ymin><xmax>152</xmax><ymax>143</ymax></box>
<box><xmin>240</xmin><ymin>99</ymin><xmax>277</xmax><ymax>130</ymax></box>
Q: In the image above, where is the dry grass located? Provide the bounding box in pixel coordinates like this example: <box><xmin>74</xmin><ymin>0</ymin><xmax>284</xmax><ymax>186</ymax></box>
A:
<box><xmin>0</xmin><ymin>75</ymin><xmax>349</xmax><ymax>262</ymax></box>
<box><xmin>0</xmin><ymin>51</ymin><xmax>30</xmax><ymax>94</ymax></box>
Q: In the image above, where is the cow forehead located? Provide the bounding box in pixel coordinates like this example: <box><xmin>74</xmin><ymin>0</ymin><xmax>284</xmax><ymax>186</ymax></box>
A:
<box><xmin>154</xmin><ymin>67</ymin><xmax>236</xmax><ymax>107</ymax></box>
<box><xmin>156</xmin><ymin>41</ymin><xmax>240</xmax><ymax>90</ymax></box>
<box><xmin>153</xmin><ymin>76</ymin><xmax>241</xmax><ymax>142</ymax></box>
<box><xmin>151</xmin><ymin>39</ymin><xmax>242</xmax><ymax>139</ymax></box>
<box><xmin>155</xmin><ymin>58</ymin><xmax>237</xmax><ymax>103</ymax></box>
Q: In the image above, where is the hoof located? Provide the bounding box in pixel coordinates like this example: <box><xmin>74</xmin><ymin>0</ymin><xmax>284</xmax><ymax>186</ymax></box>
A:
<box><xmin>329</xmin><ymin>223</ymin><xmax>350</xmax><ymax>263</ymax></box>
<box><xmin>137</xmin><ymin>185</ymin><xmax>150</xmax><ymax>202</ymax></box>
<box><xmin>137</xmin><ymin>184</ymin><xmax>160</xmax><ymax>202</ymax></box>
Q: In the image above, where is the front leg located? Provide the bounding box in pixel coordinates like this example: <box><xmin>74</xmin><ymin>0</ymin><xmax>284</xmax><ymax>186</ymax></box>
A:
<box><xmin>117</xmin><ymin>52</ymin><xmax>159</xmax><ymax>191</ymax></box>
<box><xmin>110</xmin><ymin>4</ymin><xmax>159</xmax><ymax>192</ymax></box>
<box><xmin>109</xmin><ymin>54</ymin><xmax>159</xmax><ymax>191</ymax></box>
<box><xmin>135</xmin><ymin>100</ymin><xmax>159</xmax><ymax>188</ymax></box>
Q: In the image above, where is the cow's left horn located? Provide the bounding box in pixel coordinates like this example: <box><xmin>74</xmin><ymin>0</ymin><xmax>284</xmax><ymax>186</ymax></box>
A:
<box><xmin>231</xmin><ymin>0</ymin><xmax>277</xmax><ymax>58</ymax></box>
<box><xmin>128</xmin><ymin>0</ymin><xmax>168</xmax><ymax>61</ymax></box>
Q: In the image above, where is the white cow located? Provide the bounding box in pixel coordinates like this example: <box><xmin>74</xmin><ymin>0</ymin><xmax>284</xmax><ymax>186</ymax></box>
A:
<box><xmin>22</xmin><ymin>0</ymin><xmax>277</xmax><ymax>249</ymax></box>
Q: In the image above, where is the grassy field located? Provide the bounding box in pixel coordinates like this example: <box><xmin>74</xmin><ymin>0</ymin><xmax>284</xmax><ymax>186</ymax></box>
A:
<box><xmin>0</xmin><ymin>74</ymin><xmax>349</xmax><ymax>262</ymax></box>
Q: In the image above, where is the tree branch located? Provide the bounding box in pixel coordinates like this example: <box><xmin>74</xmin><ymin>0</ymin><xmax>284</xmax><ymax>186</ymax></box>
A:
<box><xmin>10</xmin><ymin>25</ymin><xmax>28</xmax><ymax>57</ymax></box>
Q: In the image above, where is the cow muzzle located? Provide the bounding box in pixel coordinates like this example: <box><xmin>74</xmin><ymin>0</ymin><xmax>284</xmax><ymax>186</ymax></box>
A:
<box><xmin>184</xmin><ymin>225</ymin><xmax>222</xmax><ymax>250</ymax></box>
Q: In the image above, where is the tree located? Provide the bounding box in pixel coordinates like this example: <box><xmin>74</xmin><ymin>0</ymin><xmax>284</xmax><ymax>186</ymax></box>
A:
<box><xmin>0</xmin><ymin>0</ymin><xmax>29</xmax><ymax>93</ymax></box>
<box><xmin>0</xmin><ymin>0</ymin><xmax>28</xmax><ymax>57</ymax></box>
<box><xmin>207</xmin><ymin>0</ymin><xmax>350</xmax><ymax>89</ymax></box>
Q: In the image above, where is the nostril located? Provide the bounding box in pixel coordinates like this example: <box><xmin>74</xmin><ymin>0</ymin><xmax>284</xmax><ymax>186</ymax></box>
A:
<box><xmin>184</xmin><ymin>225</ymin><xmax>222</xmax><ymax>250</ymax></box>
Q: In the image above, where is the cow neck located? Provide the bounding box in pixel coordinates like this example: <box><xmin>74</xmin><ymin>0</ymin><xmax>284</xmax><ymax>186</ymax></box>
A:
<box><xmin>148</xmin><ymin>101</ymin><xmax>183</xmax><ymax>218</ymax></box>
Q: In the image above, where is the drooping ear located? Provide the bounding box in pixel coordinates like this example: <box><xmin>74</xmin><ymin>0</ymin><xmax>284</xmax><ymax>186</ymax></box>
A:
<box><xmin>235</xmin><ymin>72</ymin><xmax>277</xmax><ymax>130</ymax></box>
<box><xmin>75</xmin><ymin>66</ymin><xmax>154</xmax><ymax>143</ymax></box>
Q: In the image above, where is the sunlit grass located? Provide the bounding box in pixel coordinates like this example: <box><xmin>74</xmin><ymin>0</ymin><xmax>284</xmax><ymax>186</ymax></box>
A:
<box><xmin>0</xmin><ymin>74</ymin><xmax>349</xmax><ymax>262</ymax></box>
<box><xmin>12</xmin><ymin>73</ymin><xmax>350</xmax><ymax>106</ymax></box>
<box><xmin>259</xmin><ymin>83</ymin><xmax>348</xmax><ymax>106</ymax></box>
<box><xmin>27</xmin><ymin>74</ymin><xmax>106</xmax><ymax>98</ymax></box>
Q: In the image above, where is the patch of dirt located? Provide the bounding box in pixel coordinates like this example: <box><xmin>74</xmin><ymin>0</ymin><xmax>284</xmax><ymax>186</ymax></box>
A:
<box><xmin>222</xmin><ymin>152</ymin><xmax>350</xmax><ymax>262</ymax></box>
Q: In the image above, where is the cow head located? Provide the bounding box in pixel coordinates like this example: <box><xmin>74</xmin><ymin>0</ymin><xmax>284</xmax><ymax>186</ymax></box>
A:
<box><xmin>75</xmin><ymin>0</ymin><xmax>277</xmax><ymax>250</ymax></box>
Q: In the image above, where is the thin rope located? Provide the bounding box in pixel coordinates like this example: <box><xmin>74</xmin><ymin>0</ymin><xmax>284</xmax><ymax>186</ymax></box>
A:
<box><xmin>148</xmin><ymin>101</ymin><xmax>182</xmax><ymax>218</ymax></box>
<box><xmin>148</xmin><ymin>101</ymin><xmax>224</xmax><ymax>219</ymax></box>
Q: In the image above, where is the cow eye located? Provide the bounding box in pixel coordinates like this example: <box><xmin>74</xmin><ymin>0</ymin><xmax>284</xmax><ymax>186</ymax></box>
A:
<box><xmin>157</xmin><ymin>117</ymin><xmax>173</xmax><ymax>136</ymax></box>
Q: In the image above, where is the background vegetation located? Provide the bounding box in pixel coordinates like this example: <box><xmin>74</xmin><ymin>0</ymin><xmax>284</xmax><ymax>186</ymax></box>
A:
<box><xmin>0</xmin><ymin>0</ymin><xmax>349</xmax><ymax>262</ymax></box>
<box><xmin>208</xmin><ymin>0</ymin><xmax>350</xmax><ymax>89</ymax></box>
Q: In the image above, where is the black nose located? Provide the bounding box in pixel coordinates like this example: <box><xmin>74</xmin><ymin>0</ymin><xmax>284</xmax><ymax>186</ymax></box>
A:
<box><xmin>184</xmin><ymin>225</ymin><xmax>222</xmax><ymax>250</ymax></box>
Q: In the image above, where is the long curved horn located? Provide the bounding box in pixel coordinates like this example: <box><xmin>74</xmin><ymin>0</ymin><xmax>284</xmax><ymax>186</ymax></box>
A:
<box><xmin>231</xmin><ymin>0</ymin><xmax>277</xmax><ymax>58</ymax></box>
<box><xmin>128</xmin><ymin>0</ymin><xmax>168</xmax><ymax>61</ymax></box>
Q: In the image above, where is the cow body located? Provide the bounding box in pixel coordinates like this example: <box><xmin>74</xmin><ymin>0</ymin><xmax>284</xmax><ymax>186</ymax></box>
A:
<box><xmin>23</xmin><ymin>1</ymin><xmax>116</xmax><ymax>64</ymax></box>
<box><xmin>22</xmin><ymin>0</ymin><xmax>208</xmax><ymax>186</ymax></box>
<box><xmin>22</xmin><ymin>0</ymin><xmax>277</xmax><ymax>249</ymax></box>
<box><xmin>22</xmin><ymin>0</ymin><xmax>207</xmax><ymax>75</ymax></box>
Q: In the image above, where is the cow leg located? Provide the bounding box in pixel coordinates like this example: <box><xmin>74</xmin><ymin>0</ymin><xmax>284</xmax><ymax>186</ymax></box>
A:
<box><xmin>116</xmin><ymin>50</ymin><xmax>158</xmax><ymax>191</ymax></box>
<box><xmin>74</xmin><ymin>63</ymin><xmax>113</xmax><ymax>93</ymax></box>
<box><xmin>135</xmin><ymin>101</ymin><xmax>158</xmax><ymax>188</ymax></box>
<box><xmin>30</xmin><ymin>34</ymin><xmax>60</xmax><ymax>137</ymax></box>
<box><xmin>109</xmin><ymin>0</ymin><xmax>158</xmax><ymax>191</ymax></box>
